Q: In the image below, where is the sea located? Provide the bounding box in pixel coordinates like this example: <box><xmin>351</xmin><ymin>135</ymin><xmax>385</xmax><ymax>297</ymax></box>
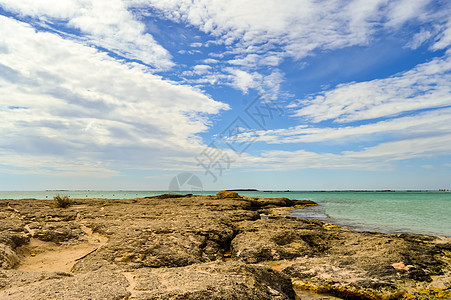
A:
<box><xmin>1</xmin><ymin>190</ymin><xmax>450</xmax><ymax>237</ymax></box>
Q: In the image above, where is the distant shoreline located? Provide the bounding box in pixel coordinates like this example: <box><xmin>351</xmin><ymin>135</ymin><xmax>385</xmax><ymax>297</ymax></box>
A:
<box><xmin>6</xmin><ymin>189</ymin><xmax>450</xmax><ymax>192</ymax></box>
<box><xmin>1</xmin><ymin>190</ymin><xmax>449</xmax><ymax>236</ymax></box>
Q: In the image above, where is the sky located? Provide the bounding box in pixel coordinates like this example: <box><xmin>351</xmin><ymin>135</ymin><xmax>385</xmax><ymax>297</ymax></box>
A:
<box><xmin>1</xmin><ymin>0</ymin><xmax>451</xmax><ymax>191</ymax></box>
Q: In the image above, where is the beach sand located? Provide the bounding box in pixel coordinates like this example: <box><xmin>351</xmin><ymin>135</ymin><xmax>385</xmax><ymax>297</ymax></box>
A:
<box><xmin>0</xmin><ymin>194</ymin><xmax>450</xmax><ymax>299</ymax></box>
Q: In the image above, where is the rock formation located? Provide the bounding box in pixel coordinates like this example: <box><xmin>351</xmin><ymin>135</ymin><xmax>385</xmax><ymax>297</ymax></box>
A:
<box><xmin>0</xmin><ymin>195</ymin><xmax>450</xmax><ymax>299</ymax></box>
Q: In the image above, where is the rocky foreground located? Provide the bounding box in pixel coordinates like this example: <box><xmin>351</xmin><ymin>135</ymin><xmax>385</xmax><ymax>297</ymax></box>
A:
<box><xmin>0</xmin><ymin>193</ymin><xmax>450</xmax><ymax>299</ymax></box>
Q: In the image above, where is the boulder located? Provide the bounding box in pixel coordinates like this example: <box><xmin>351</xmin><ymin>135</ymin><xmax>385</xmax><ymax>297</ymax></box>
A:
<box><xmin>216</xmin><ymin>190</ymin><xmax>241</xmax><ymax>199</ymax></box>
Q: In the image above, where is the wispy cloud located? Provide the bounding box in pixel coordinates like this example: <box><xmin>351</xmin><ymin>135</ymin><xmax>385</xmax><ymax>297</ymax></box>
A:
<box><xmin>224</xmin><ymin>52</ymin><xmax>451</xmax><ymax>171</ymax></box>
<box><xmin>237</xmin><ymin>133</ymin><xmax>451</xmax><ymax>171</ymax></box>
<box><xmin>292</xmin><ymin>51</ymin><xmax>451</xmax><ymax>123</ymax></box>
<box><xmin>141</xmin><ymin>0</ymin><xmax>442</xmax><ymax>61</ymax></box>
<box><xmin>0</xmin><ymin>16</ymin><xmax>228</xmax><ymax>175</ymax></box>
<box><xmin>0</xmin><ymin>0</ymin><xmax>174</xmax><ymax>70</ymax></box>
<box><xmin>137</xmin><ymin>0</ymin><xmax>451</xmax><ymax>98</ymax></box>
<box><xmin>432</xmin><ymin>18</ymin><xmax>451</xmax><ymax>50</ymax></box>
<box><xmin>236</xmin><ymin>108</ymin><xmax>451</xmax><ymax>144</ymax></box>
<box><xmin>406</xmin><ymin>28</ymin><xmax>434</xmax><ymax>50</ymax></box>
<box><xmin>181</xmin><ymin>66</ymin><xmax>284</xmax><ymax>98</ymax></box>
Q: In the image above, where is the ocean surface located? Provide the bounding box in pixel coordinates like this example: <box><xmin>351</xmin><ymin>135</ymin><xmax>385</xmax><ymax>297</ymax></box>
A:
<box><xmin>1</xmin><ymin>190</ymin><xmax>450</xmax><ymax>237</ymax></box>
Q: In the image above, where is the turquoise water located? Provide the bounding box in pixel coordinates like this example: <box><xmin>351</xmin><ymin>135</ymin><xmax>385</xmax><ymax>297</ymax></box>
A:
<box><xmin>1</xmin><ymin>190</ymin><xmax>450</xmax><ymax>236</ymax></box>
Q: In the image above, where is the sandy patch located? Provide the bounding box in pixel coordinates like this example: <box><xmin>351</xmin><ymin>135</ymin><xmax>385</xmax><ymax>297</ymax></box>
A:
<box><xmin>15</xmin><ymin>226</ymin><xmax>108</xmax><ymax>273</ymax></box>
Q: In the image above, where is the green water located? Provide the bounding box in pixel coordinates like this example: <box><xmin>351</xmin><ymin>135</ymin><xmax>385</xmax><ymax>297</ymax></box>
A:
<box><xmin>286</xmin><ymin>191</ymin><xmax>451</xmax><ymax>237</ymax></box>
<box><xmin>1</xmin><ymin>190</ymin><xmax>450</xmax><ymax>236</ymax></box>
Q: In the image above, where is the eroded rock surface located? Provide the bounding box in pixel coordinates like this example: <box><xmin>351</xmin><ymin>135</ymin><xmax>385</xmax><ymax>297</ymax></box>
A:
<box><xmin>0</xmin><ymin>195</ymin><xmax>450</xmax><ymax>299</ymax></box>
<box><xmin>125</xmin><ymin>261</ymin><xmax>295</xmax><ymax>299</ymax></box>
<box><xmin>233</xmin><ymin>217</ymin><xmax>451</xmax><ymax>299</ymax></box>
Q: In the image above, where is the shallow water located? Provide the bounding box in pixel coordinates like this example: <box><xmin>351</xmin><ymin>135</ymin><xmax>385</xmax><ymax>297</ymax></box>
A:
<box><xmin>1</xmin><ymin>190</ymin><xmax>450</xmax><ymax>236</ymax></box>
<box><xmin>286</xmin><ymin>191</ymin><xmax>451</xmax><ymax>237</ymax></box>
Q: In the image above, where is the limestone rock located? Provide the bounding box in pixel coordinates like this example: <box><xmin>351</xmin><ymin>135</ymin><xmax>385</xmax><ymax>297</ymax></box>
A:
<box><xmin>128</xmin><ymin>261</ymin><xmax>295</xmax><ymax>299</ymax></box>
<box><xmin>0</xmin><ymin>270</ymin><xmax>129</xmax><ymax>299</ymax></box>
<box><xmin>0</xmin><ymin>244</ymin><xmax>19</xmax><ymax>269</ymax></box>
<box><xmin>216</xmin><ymin>190</ymin><xmax>241</xmax><ymax>199</ymax></box>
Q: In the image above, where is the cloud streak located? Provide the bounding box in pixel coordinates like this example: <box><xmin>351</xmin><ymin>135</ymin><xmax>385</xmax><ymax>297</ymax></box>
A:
<box><xmin>140</xmin><ymin>0</ymin><xmax>446</xmax><ymax>61</ymax></box>
<box><xmin>137</xmin><ymin>0</ymin><xmax>451</xmax><ymax>99</ymax></box>
<box><xmin>0</xmin><ymin>16</ymin><xmax>228</xmax><ymax>175</ymax></box>
<box><xmin>237</xmin><ymin>133</ymin><xmax>451</xmax><ymax>171</ymax></box>
<box><xmin>293</xmin><ymin>51</ymin><xmax>451</xmax><ymax>123</ymax></box>
<box><xmin>0</xmin><ymin>0</ymin><xmax>174</xmax><ymax>70</ymax></box>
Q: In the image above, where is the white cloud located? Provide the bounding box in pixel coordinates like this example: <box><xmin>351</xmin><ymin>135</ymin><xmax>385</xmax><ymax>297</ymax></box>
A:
<box><xmin>0</xmin><ymin>16</ymin><xmax>228</xmax><ymax>175</ymax></box>
<box><xmin>227</xmin><ymin>53</ymin><xmax>284</xmax><ymax>68</ymax></box>
<box><xmin>0</xmin><ymin>0</ymin><xmax>174</xmax><ymax>70</ymax></box>
<box><xmin>2</xmin><ymin>0</ymin><xmax>451</xmax><ymax>179</ymax></box>
<box><xmin>203</xmin><ymin>58</ymin><xmax>219</xmax><ymax>64</ymax></box>
<box><xmin>224</xmin><ymin>68</ymin><xmax>262</xmax><ymax>93</ymax></box>
<box><xmin>245</xmin><ymin>108</ymin><xmax>451</xmax><ymax>144</ymax></box>
<box><xmin>180</xmin><ymin>65</ymin><xmax>283</xmax><ymax>98</ymax></box>
<box><xmin>124</xmin><ymin>0</ymin><xmax>449</xmax><ymax>98</ymax></box>
<box><xmin>236</xmin><ymin>133</ymin><xmax>451</xmax><ymax>171</ymax></box>
<box><xmin>221</xmin><ymin>50</ymin><xmax>451</xmax><ymax>172</ymax></box>
<box><xmin>0</xmin><ymin>149</ymin><xmax>119</xmax><ymax>178</ymax></box>
<box><xmin>293</xmin><ymin>52</ymin><xmax>451</xmax><ymax>123</ymax></box>
<box><xmin>432</xmin><ymin>18</ymin><xmax>451</xmax><ymax>50</ymax></box>
<box><xmin>192</xmin><ymin>64</ymin><xmax>211</xmax><ymax>75</ymax></box>
<box><xmin>181</xmin><ymin>64</ymin><xmax>212</xmax><ymax>76</ymax></box>
<box><xmin>406</xmin><ymin>28</ymin><xmax>433</xmax><ymax>49</ymax></box>
<box><xmin>385</xmin><ymin>0</ymin><xmax>430</xmax><ymax>27</ymax></box>
<box><xmin>137</xmin><ymin>0</ymin><xmax>437</xmax><ymax>62</ymax></box>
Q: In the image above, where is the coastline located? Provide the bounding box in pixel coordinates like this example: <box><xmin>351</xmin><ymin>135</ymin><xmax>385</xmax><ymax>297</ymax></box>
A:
<box><xmin>1</xmin><ymin>190</ymin><xmax>449</xmax><ymax>237</ymax></box>
<box><xmin>1</xmin><ymin>194</ymin><xmax>450</xmax><ymax>299</ymax></box>
<box><xmin>290</xmin><ymin>204</ymin><xmax>451</xmax><ymax>238</ymax></box>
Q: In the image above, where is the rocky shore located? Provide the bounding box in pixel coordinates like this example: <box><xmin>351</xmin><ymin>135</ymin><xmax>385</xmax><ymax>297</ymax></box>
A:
<box><xmin>0</xmin><ymin>193</ymin><xmax>450</xmax><ymax>299</ymax></box>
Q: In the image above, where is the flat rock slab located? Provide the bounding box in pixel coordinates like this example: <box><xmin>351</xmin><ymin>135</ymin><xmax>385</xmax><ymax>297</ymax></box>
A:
<box><xmin>125</xmin><ymin>261</ymin><xmax>295</xmax><ymax>299</ymax></box>
<box><xmin>0</xmin><ymin>270</ymin><xmax>129</xmax><ymax>299</ymax></box>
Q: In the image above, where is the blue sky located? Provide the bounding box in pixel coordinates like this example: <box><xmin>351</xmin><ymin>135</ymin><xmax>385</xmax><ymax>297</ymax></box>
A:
<box><xmin>1</xmin><ymin>0</ymin><xmax>451</xmax><ymax>190</ymax></box>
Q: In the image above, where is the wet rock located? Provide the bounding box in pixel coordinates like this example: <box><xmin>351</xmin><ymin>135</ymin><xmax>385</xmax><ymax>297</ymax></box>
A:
<box><xmin>293</xmin><ymin>200</ymin><xmax>318</xmax><ymax>209</ymax></box>
<box><xmin>247</xmin><ymin>197</ymin><xmax>295</xmax><ymax>209</ymax></box>
<box><xmin>282</xmin><ymin>230</ymin><xmax>451</xmax><ymax>299</ymax></box>
<box><xmin>293</xmin><ymin>200</ymin><xmax>317</xmax><ymax>205</ymax></box>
